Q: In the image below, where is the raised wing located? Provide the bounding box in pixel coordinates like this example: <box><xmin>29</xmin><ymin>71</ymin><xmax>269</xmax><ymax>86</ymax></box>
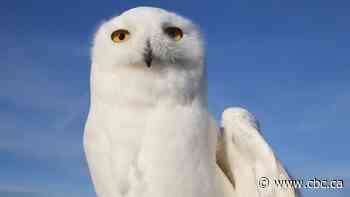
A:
<box><xmin>216</xmin><ymin>107</ymin><xmax>298</xmax><ymax>197</ymax></box>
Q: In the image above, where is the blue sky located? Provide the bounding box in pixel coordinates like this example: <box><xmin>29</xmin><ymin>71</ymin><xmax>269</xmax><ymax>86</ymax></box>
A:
<box><xmin>0</xmin><ymin>0</ymin><xmax>349</xmax><ymax>196</ymax></box>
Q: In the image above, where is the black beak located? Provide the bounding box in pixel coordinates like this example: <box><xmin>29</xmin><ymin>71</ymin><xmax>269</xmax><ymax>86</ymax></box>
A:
<box><xmin>143</xmin><ymin>40</ymin><xmax>153</xmax><ymax>68</ymax></box>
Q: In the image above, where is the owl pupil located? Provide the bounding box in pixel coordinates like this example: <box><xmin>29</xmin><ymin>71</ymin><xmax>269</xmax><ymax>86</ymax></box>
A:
<box><xmin>169</xmin><ymin>31</ymin><xmax>176</xmax><ymax>37</ymax></box>
<box><xmin>119</xmin><ymin>33</ymin><xmax>125</xmax><ymax>40</ymax></box>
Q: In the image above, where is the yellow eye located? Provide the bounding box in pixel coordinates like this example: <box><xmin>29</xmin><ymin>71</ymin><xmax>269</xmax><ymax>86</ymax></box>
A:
<box><xmin>111</xmin><ymin>29</ymin><xmax>130</xmax><ymax>43</ymax></box>
<box><xmin>164</xmin><ymin>27</ymin><xmax>183</xmax><ymax>41</ymax></box>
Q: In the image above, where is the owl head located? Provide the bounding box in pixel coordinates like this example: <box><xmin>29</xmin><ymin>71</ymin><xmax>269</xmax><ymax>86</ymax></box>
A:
<box><xmin>90</xmin><ymin>7</ymin><xmax>207</xmax><ymax>106</ymax></box>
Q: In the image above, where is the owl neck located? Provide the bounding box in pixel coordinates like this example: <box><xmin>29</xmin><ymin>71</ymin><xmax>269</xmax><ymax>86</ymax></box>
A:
<box><xmin>89</xmin><ymin>63</ymin><xmax>208</xmax><ymax>112</ymax></box>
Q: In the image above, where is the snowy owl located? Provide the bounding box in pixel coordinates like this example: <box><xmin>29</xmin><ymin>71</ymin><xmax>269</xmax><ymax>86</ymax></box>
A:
<box><xmin>84</xmin><ymin>7</ymin><xmax>298</xmax><ymax>197</ymax></box>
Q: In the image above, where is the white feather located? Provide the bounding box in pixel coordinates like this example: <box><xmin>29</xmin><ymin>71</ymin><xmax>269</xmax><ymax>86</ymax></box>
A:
<box><xmin>85</xmin><ymin>7</ymin><xmax>215</xmax><ymax>197</ymax></box>
<box><xmin>219</xmin><ymin>107</ymin><xmax>298</xmax><ymax>197</ymax></box>
<box><xmin>84</xmin><ymin>6</ymin><xmax>297</xmax><ymax>197</ymax></box>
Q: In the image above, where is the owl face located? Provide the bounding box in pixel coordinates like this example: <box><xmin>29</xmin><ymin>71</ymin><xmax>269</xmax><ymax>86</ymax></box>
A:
<box><xmin>92</xmin><ymin>7</ymin><xmax>204</xmax><ymax>71</ymax></box>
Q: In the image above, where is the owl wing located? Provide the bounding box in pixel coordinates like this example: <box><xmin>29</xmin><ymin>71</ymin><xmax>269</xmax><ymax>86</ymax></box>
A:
<box><xmin>215</xmin><ymin>107</ymin><xmax>298</xmax><ymax>197</ymax></box>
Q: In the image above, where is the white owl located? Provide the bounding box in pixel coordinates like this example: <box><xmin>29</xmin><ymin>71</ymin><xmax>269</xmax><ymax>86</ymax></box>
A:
<box><xmin>84</xmin><ymin>7</ymin><xmax>298</xmax><ymax>197</ymax></box>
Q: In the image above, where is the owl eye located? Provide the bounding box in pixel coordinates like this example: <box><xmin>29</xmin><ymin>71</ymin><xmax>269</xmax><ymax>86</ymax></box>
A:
<box><xmin>164</xmin><ymin>27</ymin><xmax>183</xmax><ymax>41</ymax></box>
<box><xmin>111</xmin><ymin>29</ymin><xmax>130</xmax><ymax>43</ymax></box>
